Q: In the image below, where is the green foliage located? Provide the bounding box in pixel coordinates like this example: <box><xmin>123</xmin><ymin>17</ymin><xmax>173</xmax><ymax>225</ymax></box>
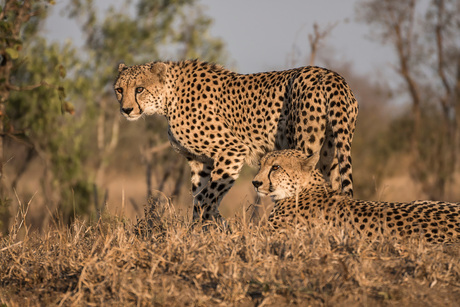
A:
<box><xmin>0</xmin><ymin>1</ymin><xmax>51</xmax><ymax>75</ymax></box>
<box><xmin>8</xmin><ymin>38</ymin><xmax>96</xmax><ymax>223</ymax></box>
<box><xmin>63</xmin><ymin>0</ymin><xmax>227</xmax><ymax>211</ymax></box>
<box><xmin>2</xmin><ymin>0</ymin><xmax>227</xmax><ymax>229</ymax></box>
<box><xmin>0</xmin><ymin>1</ymin><xmax>57</xmax><ymax>231</ymax></box>
<box><xmin>66</xmin><ymin>0</ymin><xmax>226</xmax><ymax>91</ymax></box>
<box><xmin>5</xmin><ymin>47</ymin><xmax>19</xmax><ymax>60</ymax></box>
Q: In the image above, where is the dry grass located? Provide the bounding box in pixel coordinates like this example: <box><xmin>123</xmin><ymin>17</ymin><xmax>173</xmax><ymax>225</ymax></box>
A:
<box><xmin>1</xmin><ymin>196</ymin><xmax>460</xmax><ymax>306</ymax></box>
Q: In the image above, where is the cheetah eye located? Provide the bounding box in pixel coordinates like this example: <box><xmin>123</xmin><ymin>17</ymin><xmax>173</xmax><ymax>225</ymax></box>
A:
<box><xmin>116</xmin><ymin>88</ymin><xmax>123</xmax><ymax>94</ymax></box>
<box><xmin>136</xmin><ymin>87</ymin><xmax>144</xmax><ymax>93</ymax></box>
<box><xmin>271</xmin><ymin>165</ymin><xmax>280</xmax><ymax>171</ymax></box>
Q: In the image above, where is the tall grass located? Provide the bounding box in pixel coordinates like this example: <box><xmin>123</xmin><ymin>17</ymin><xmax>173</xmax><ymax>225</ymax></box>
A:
<box><xmin>1</xmin><ymin>196</ymin><xmax>460</xmax><ymax>306</ymax></box>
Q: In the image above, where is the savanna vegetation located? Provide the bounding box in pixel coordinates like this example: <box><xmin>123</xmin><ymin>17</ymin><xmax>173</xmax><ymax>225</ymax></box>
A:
<box><xmin>0</xmin><ymin>0</ymin><xmax>459</xmax><ymax>305</ymax></box>
<box><xmin>2</xmin><ymin>196</ymin><xmax>460</xmax><ymax>306</ymax></box>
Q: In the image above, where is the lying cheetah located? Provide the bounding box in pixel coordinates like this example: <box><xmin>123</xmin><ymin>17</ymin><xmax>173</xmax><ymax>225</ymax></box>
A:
<box><xmin>253</xmin><ymin>149</ymin><xmax>460</xmax><ymax>243</ymax></box>
<box><xmin>114</xmin><ymin>60</ymin><xmax>358</xmax><ymax>221</ymax></box>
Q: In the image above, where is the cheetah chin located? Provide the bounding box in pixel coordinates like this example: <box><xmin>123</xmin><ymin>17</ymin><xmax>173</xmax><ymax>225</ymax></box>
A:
<box><xmin>123</xmin><ymin>114</ymin><xmax>143</xmax><ymax>121</ymax></box>
<box><xmin>269</xmin><ymin>190</ymin><xmax>292</xmax><ymax>202</ymax></box>
<box><xmin>255</xmin><ymin>187</ymin><xmax>291</xmax><ymax>201</ymax></box>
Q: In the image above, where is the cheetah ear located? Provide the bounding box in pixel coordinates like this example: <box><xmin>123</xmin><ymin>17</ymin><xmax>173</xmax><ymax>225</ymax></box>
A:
<box><xmin>118</xmin><ymin>63</ymin><xmax>128</xmax><ymax>72</ymax></box>
<box><xmin>300</xmin><ymin>151</ymin><xmax>319</xmax><ymax>173</ymax></box>
<box><xmin>150</xmin><ymin>62</ymin><xmax>167</xmax><ymax>82</ymax></box>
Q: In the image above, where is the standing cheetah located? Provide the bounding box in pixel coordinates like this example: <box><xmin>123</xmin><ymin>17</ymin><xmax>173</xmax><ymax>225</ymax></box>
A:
<box><xmin>252</xmin><ymin>149</ymin><xmax>460</xmax><ymax>243</ymax></box>
<box><xmin>114</xmin><ymin>60</ymin><xmax>358</xmax><ymax>221</ymax></box>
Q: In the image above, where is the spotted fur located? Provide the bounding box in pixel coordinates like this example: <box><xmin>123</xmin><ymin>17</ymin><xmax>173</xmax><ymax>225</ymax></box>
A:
<box><xmin>114</xmin><ymin>60</ymin><xmax>358</xmax><ymax>221</ymax></box>
<box><xmin>253</xmin><ymin>149</ymin><xmax>460</xmax><ymax>244</ymax></box>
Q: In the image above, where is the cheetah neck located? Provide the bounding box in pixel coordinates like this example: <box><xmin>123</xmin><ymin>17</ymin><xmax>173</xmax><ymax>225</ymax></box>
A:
<box><xmin>308</xmin><ymin>170</ymin><xmax>329</xmax><ymax>187</ymax></box>
<box><xmin>300</xmin><ymin>170</ymin><xmax>335</xmax><ymax>195</ymax></box>
<box><xmin>163</xmin><ymin>63</ymin><xmax>183</xmax><ymax>118</ymax></box>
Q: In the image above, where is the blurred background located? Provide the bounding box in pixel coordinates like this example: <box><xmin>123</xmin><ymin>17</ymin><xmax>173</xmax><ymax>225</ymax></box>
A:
<box><xmin>1</xmin><ymin>0</ymin><xmax>459</xmax><ymax>232</ymax></box>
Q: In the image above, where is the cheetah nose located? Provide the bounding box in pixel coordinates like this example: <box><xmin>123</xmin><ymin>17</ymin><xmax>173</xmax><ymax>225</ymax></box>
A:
<box><xmin>252</xmin><ymin>181</ymin><xmax>263</xmax><ymax>188</ymax></box>
<box><xmin>122</xmin><ymin>107</ymin><xmax>133</xmax><ymax>115</ymax></box>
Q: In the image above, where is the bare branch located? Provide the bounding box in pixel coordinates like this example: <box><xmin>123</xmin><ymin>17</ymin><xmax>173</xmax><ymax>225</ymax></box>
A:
<box><xmin>149</xmin><ymin>142</ymin><xmax>170</xmax><ymax>155</ymax></box>
<box><xmin>308</xmin><ymin>22</ymin><xmax>338</xmax><ymax>66</ymax></box>
<box><xmin>6</xmin><ymin>82</ymin><xmax>45</xmax><ymax>91</ymax></box>
<box><xmin>107</xmin><ymin>117</ymin><xmax>120</xmax><ymax>153</ymax></box>
<box><xmin>435</xmin><ymin>0</ymin><xmax>452</xmax><ymax>100</ymax></box>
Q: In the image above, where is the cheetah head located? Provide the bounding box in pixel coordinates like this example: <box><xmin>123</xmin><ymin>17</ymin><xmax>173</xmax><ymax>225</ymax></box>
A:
<box><xmin>252</xmin><ymin>150</ymin><xmax>320</xmax><ymax>200</ymax></box>
<box><xmin>114</xmin><ymin>62</ymin><xmax>169</xmax><ymax>120</ymax></box>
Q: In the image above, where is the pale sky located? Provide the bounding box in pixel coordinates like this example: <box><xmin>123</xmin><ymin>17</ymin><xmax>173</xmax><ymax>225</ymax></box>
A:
<box><xmin>44</xmin><ymin>0</ymin><xmax>395</xmax><ymax>78</ymax></box>
<box><xmin>200</xmin><ymin>0</ymin><xmax>394</xmax><ymax>75</ymax></box>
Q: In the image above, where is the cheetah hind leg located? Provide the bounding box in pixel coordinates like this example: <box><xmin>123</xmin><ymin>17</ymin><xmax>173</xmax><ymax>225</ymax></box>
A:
<box><xmin>318</xmin><ymin>125</ymin><xmax>341</xmax><ymax>192</ymax></box>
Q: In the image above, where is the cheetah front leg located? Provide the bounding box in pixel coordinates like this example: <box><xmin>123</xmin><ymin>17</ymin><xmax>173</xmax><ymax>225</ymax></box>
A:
<box><xmin>192</xmin><ymin>146</ymin><xmax>248</xmax><ymax>221</ymax></box>
<box><xmin>188</xmin><ymin>158</ymin><xmax>214</xmax><ymax>219</ymax></box>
